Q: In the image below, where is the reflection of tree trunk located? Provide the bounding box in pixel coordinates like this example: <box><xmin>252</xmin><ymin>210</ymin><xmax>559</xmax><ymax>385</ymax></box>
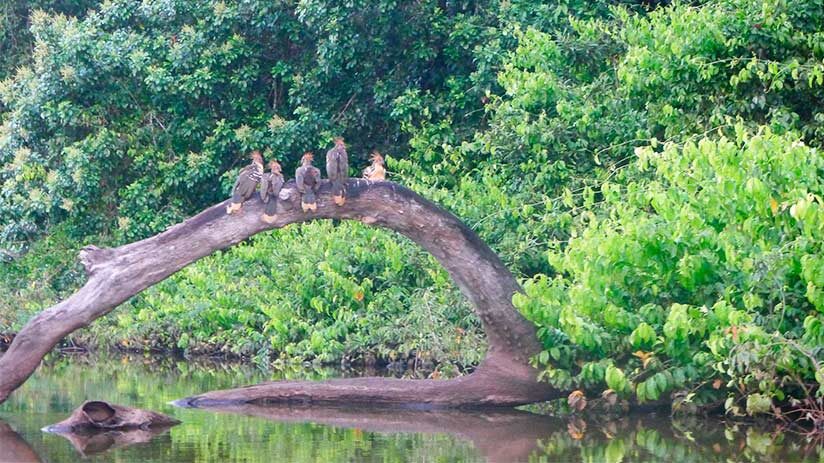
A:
<box><xmin>0</xmin><ymin>420</ymin><xmax>42</xmax><ymax>463</ymax></box>
<box><xmin>193</xmin><ymin>403</ymin><xmax>560</xmax><ymax>463</ymax></box>
<box><xmin>0</xmin><ymin>180</ymin><xmax>560</xmax><ymax>406</ymax></box>
<box><xmin>46</xmin><ymin>427</ymin><xmax>175</xmax><ymax>457</ymax></box>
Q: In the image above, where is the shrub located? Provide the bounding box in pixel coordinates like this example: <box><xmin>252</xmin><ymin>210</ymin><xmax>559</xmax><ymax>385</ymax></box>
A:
<box><xmin>516</xmin><ymin>127</ymin><xmax>824</xmax><ymax>416</ymax></box>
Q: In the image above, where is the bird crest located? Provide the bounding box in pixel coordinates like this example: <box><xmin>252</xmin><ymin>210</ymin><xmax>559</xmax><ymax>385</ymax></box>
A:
<box><xmin>333</xmin><ymin>137</ymin><xmax>345</xmax><ymax>147</ymax></box>
<box><xmin>301</xmin><ymin>152</ymin><xmax>314</xmax><ymax>164</ymax></box>
<box><xmin>269</xmin><ymin>159</ymin><xmax>281</xmax><ymax>172</ymax></box>
<box><xmin>370</xmin><ymin>151</ymin><xmax>384</xmax><ymax>164</ymax></box>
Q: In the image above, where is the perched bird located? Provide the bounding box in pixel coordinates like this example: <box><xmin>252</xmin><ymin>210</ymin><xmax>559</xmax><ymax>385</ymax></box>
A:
<box><xmin>295</xmin><ymin>152</ymin><xmax>321</xmax><ymax>212</ymax></box>
<box><xmin>226</xmin><ymin>150</ymin><xmax>264</xmax><ymax>214</ymax></box>
<box><xmin>326</xmin><ymin>137</ymin><xmax>349</xmax><ymax>205</ymax></box>
<box><xmin>362</xmin><ymin>151</ymin><xmax>386</xmax><ymax>181</ymax></box>
<box><xmin>260</xmin><ymin>159</ymin><xmax>284</xmax><ymax>223</ymax></box>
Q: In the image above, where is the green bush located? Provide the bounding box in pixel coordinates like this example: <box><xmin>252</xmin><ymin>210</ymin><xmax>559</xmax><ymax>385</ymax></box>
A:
<box><xmin>0</xmin><ymin>224</ymin><xmax>83</xmax><ymax>330</ymax></box>
<box><xmin>516</xmin><ymin>127</ymin><xmax>824</xmax><ymax>415</ymax></box>
<box><xmin>92</xmin><ymin>221</ymin><xmax>484</xmax><ymax>367</ymax></box>
<box><xmin>0</xmin><ymin>1</ymin><xmax>101</xmax><ymax>80</ymax></box>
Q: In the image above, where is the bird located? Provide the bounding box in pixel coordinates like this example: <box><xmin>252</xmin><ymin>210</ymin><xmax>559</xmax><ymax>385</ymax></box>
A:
<box><xmin>260</xmin><ymin>159</ymin><xmax>284</xmax><ymax>223</ymax></box>
<box><xmin>326</xmin><ymin>137</ymin><xmax>349</xmax><ymax>205</ymax></box>
<box><xmin>362</xmin><ymin>151</ymin><xmax>386</xmax><ymax>181</ymax></box>
<box><xmin>226</xmin><ymin>150</ymin><xmax>264</xmax><ymax>215</ymax></box>
<box><xmin>295</xmin><ymin>152</ymin><xmax>321</xmax><ymax>212</ymax></box>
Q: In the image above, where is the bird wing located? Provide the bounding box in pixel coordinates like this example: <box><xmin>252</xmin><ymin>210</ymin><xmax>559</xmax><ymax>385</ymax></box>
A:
<box><xmin>310</xmin><ymin>167</ymin><xmax>321</xmax><ymax>191</ymax></box>
<box><xmin>339</xmin><ymin>148</ymin><xmax>348</xmax><ymax>179</ymax></box>
<box><xmin>235</xmin><ymin>163</ymin><xmax>256</xmax><ymax>190</ymax></box>
<box><xmin>295</xmin><ymin>166</ymin><xmax>306</xmax><ymax>193</ymax></box>
<box><xmin>260</xmin><ymin>174</ymin><xmax>270</xmax><ymax>202</ymax></box>
<box><xmin>326</xmin><ymin>148</ymin><xmax>338</xmax><ymax>182</ymax></box>
<box><xmin>272</xmin><ymin>174</ymin><xmax>284</xmax><ymax>194</ymax></box>
<box><xmin>232</xmin><ymin>166</ymin><xmax>250</xmax><ymax>193</ymax></box>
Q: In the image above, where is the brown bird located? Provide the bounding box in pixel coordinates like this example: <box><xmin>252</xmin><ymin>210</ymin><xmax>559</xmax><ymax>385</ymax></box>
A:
<box><xmin>295</xmin><ymin>152</ymin><xmax>321</xmax><ymax>212</ymax></box>
<box><xmin>260</xmin><ymin>159</ymin><xmax>284</xmax><ymax>223</ymax></box>
<box><xmin>226</xmin><ymin>150</ymin><xmax>264</xmax><ymax>215</ymax></box>
<box><xmin>326</xmin><ymin>137</ymin><xmax>349</xmax><ymax>205</ymax></box>
<box><xmin>362</xmin><ymin>151</ymin><xmax>386</xmax><ymax>181</ymax></box>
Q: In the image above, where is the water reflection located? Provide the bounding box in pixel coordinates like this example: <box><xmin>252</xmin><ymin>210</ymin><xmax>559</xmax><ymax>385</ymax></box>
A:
<box><xmin>531</xmin><ymin>415</ymin><xmax>823</xmax><ymax>463</ymax></box>
<box><xmin>0</xmin><ymin>419</ymin><xmax>41</xmax><ymax>463</ymax></box>
<box><xmin>191</xmin><ymin>404</ymin><xmax>555</xmax><ymax>463</ymax></box>
<box><xmin>45</xmin><ymin>425</ymin><xmax>175</xmax><ymax>457</ymax></box>
<box><xmin>186</xmin><ymin>403</ymin><xmax>824</xmax><ymax>463</ymax></box>
<box><xmin>0</xmin><ymin>354</ymin><xmax>820</xmax><ymax>462</ymax></box>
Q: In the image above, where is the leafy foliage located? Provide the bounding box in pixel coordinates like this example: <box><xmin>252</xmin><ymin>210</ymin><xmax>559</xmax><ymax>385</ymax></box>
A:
<box><xmin>0</xmin><ymin>0</ymin><xmax>514</xmax><ymax>247</ymax></box>
<box><xmin>0</xmin><ymin>1</ymin><xmax>101</xmax><ymax>80</ymax></box>
<box><xmin>516</xmin><ymin>128</ymin><xmax>824</xmax><ymax>414</ymax></box>
<box><xmin>103</xmin><ymin>222</ymin><xmax>483</xmax><ymax>369</ymax></box>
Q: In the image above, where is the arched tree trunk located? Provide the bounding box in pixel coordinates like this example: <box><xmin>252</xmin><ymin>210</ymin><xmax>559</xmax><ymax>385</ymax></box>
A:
<box><xmin>0</xmin><ymin>180</ymin><xmax>560</xmax><ymax>407</ymax></box>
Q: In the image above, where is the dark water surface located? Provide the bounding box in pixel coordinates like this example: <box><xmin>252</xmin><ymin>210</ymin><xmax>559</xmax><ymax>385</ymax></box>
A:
<box><xmin>0</xmin><ymin>354</ymin><xmax>821</xmax><ymax>462</ymax></box>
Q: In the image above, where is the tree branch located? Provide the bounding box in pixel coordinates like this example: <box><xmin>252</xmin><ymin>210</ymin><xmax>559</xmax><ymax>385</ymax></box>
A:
<box><xmin>0</xmin><ymin>180</ymin><xmax>559</xmax><ymax>407</ymax></box>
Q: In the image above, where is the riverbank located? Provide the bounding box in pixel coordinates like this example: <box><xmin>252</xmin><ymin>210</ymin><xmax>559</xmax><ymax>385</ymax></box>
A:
<box><xmin>0</xmin><ymin>332</ymin><xmax>472</xmax><ymax>379</ymax></box>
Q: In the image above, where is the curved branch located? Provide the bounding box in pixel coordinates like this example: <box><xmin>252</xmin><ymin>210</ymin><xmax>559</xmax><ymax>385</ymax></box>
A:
<box><xmin>0</xmin><ymin>180</ymin><xmax>560</xmax><ymax>406</ymax></box>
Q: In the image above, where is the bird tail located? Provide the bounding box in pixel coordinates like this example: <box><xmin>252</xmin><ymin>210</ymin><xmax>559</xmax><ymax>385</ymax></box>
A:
<box><xmin>331</xmin><ymin>180</ymin><xmax>345</xmax><ymax>205</ymax></box>
<box><xmin>304</xmin><ymin>190</ymin><xmax>316</xmax><ymax>204</ymax></box>
<box><xmin>301</xmin><ymin>190</ymin><xmax>317</xmax><ymax>212</ymax></box>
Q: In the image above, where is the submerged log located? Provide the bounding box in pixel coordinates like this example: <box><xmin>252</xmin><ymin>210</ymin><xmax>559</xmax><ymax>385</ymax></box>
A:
<box><xmin>42</xmin><ymin>401</ymin><xmax>179</xmax><ymax>457</ymax></box>
<box><xmin>0</xmin><ymin>180</ymin><xmax>560</xmax><ymax>407</ymax></box>
<box><xmin>43</xmin><ymin>401</ymin><xmax>181</xmax><ymax>433</ymax></box>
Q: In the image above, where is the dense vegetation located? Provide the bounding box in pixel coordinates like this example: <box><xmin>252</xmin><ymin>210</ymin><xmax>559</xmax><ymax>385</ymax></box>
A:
<box><xmin>1</xmin><ymin>0</ymin><xmax>823</xmax><ymax>422</ymax></box>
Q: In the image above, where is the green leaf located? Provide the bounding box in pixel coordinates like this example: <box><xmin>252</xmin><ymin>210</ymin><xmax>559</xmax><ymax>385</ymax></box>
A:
<box><xmin>654</xmin><ymin>373</ymin><xmax>668</xmax><ymax>396</ymax></box>
<box><xmin>630</xmin><ymin>323</ymin><xmax>656</xmax><ymax>348</ymax></box>
<box><xmin>645</xmin><ymin>379</ymin><xmax>660</xmax><ymax>401</ymax></box>
<box><xmin>538</xmin><ymin>350</ymin><xmax>550</xmax><ymax>365</ymax></box>
<box><xmin>745</xmin><ymin>393</ymin><xmax>772</xmax><ymax>415</ymax></box>
<box><xmin>605</xmin><ymin>365</ymin><xmax>628</xmax><ymax>394</ymax></box>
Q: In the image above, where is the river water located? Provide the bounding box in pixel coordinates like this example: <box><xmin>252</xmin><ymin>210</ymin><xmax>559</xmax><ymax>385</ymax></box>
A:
<box><xmin>0</xmin><ymin>354</ymin><xmax>821</xmax><ymax>462</ymax></box>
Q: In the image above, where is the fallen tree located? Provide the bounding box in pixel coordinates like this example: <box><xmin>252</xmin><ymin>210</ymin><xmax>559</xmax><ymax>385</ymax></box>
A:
<box><xmin>0</xmin><ymin>180</ymin><xmax>560</xmax><ymax>407</ymax></box>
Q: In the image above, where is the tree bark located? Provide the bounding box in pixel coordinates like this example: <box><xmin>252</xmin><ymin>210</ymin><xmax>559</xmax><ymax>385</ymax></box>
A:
<box><xmin>0</xmin><ymin>180</ymin><xmax>560</xmax><ymax>407</ymax></box>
